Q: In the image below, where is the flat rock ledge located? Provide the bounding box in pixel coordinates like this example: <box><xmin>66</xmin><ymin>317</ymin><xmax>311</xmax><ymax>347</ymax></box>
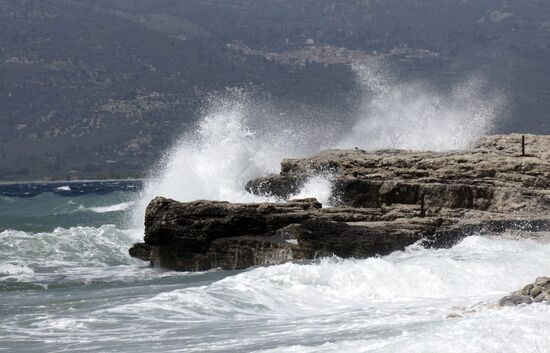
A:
<box><xmin>130</xmin><ymin>197</ymin><xmax>430</xmax><ymax>271</ymax></box>
<box><xmin>500</xmin><ymin>277</ymin><xmax>550</xmax><ymax>306</ymax></box>
<box><xmin>130</xmin><ymin>134</ymin><xmax>550</xmax><ymax>271</ymax></box>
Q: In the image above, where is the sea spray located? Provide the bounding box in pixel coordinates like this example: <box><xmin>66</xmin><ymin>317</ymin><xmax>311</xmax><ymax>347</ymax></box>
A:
<box><xmin>290</xmin><ymin>174</ymin><xmax>335</xmax><ymax>206</ymax></box>
<box><xmin>339</xmin><ymin>61</ymin><xmax>506</xmax><ymax>150</ymax></box>
<box><xmin>132</xmin><ymin>89</ymin><xmax>340</xmax><ymax>225</ymax></box>
<box><xmin>134</xmin><ymin>63</ymin><xmax>506</xmax><ymax>224</ymax></box>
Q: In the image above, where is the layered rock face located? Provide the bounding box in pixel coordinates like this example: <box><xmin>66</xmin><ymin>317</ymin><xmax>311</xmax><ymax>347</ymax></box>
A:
<box><xmin>131</xmin><ymin>134</ymin><xmax>550</xmax><ymax>271</ymax></box>
<box><xmin>130</xmin><ymin>197</ymin><xmax>438</xmax><ymax>271</ymax></box>
<box><xmin>247</xmin><ymin>134</ymin><xmax>550</xmax><ymax>213</ymax></box>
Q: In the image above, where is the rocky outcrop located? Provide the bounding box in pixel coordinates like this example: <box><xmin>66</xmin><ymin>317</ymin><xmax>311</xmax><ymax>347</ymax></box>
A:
<box><xmin>130</xmin><ymin>197</ymin><xmax>437</xmax><ymax>271</ymax></box>
<box><xmin>500</xmin><ymin>277</ymin><xmax>550</xmax><ymax>306</ymax></box>
<box><xmin>131</xmin><ymin>134</ymin><xmax>550</xmax><ymax>271</ymax></box>
<box><xmin>247</xmin><ymin>134</ymin><xmax>550</xmax><ymax>213</ymax></box>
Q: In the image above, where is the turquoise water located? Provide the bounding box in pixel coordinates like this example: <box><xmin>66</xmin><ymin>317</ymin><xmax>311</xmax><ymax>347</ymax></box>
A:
<box><xmin>1</xmin><ymin>183</ymin><xmax>550</xmax><ymax>353</ymax></box>
<box><xmin>0</xmin><ymin>192</ymin><xmax>134</xmax><ymax>232</ymax></box>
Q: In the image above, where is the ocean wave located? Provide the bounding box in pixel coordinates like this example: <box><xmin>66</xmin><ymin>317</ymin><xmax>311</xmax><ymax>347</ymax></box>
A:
<box><xmin>0</xmin><ymin>263</ymin><xmax>34</xmax><ymax>277</ymax></box>
<box><xmin>79</xmin><ymin>201</ymin><xmax>135</xmax><ymax>214</ymax></box>
<box><xmin>0</xmin><ymin>191</ymin><xmax>136</xmax><ymax>218</ymax></box>
<box><xmin>111</xmin><ymin>236</ymin><xmax>550</xmax><ymax>320</ymax></box>
<box><xmin>3</xmin><ymin>235</ymin><xmax>550</xmax><ymax>352</ymax></box>
<box><xmin>0</xmin><ymin>225</ymin><xmax>145</xmax><ymax>283</ymax></box>
<box><xmin>55</xmin><ymin>185</ymin><xmax>71</xmax><ymax>192</ymax></box>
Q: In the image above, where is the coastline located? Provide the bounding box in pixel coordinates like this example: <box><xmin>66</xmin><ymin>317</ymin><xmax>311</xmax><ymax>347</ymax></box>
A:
<box><xmin>132</xmin><ymin>134</ymin><xmax>550</xmax><ymax>275</ymax></box>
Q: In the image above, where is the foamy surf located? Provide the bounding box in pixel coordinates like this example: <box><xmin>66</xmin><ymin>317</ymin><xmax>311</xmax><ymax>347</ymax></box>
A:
<box><xmin>1</xmin><ymin>236</ymin><xmax>548</xmax><ymax>352</ymax></box>
<box><xmin>79</xmin><ymin>201</ymin><xmax>135</xmax><ymax>214</ymax></box>
<box><xmin>112</xmin><ymin>236</ymin><xmax>550</xmax><ymax>318</ymax></box>
<box><xmin>0</xmin><ymin>225</ymin><xmax>145</xmax><ymax>283</ymax></box>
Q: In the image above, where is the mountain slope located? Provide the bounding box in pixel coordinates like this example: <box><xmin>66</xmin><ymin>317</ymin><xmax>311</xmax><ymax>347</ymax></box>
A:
<box><xmin>0</xmin><ymin>0</ymin><xmax>354</xmax><ymax>180</ymax></box>
<box><xmin>1</xmin><ymin>0</ymin><xmax>550</xmax><ymax>180</ymax></box>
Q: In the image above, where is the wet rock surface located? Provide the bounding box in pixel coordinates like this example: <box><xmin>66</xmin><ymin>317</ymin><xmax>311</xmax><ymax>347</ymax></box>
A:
<box><xmin>500</xmin><ymin>277</ymin><xmax>550</xmax><ymax>306</ymax></box>
<box><xmin>131</xmin><ymin>134</ymin><xmax>550</xmax><ymax>271</ymax></box>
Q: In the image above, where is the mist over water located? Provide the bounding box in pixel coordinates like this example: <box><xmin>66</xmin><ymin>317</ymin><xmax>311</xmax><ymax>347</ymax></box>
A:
<box><xmin>135</xmin><ymin>62</ymin><xmax>505</xmax><ymax>223</ymax></box>
<box><xmin>338</xmin><ymin>62</ymin><xmax>506</xmax><ymax>150</ymax></box>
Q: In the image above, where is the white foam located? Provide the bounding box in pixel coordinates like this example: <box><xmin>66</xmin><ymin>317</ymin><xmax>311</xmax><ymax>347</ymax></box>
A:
<box><xmin>112</xmin><ymin>236</ymin><xmax>550</xmax><ymax>318</ymax></box>
<box><xmin>253</xmin><ymin>308</ymin><xmax>550</xmax><ymax>353</ymax></box>
<box><xmin>338</xmin><ymin>61</ymin><xmax>506</xmax><ymax>151</ymax></box>
<box><xmin>77</xmin><ymin>236</ymin><xmax>549</xmax><ymax>353</ymax></box>
<box><xmin>0</xmin><ymin>226</ymin><xmax>145</xmax><ymax>282</ymax></box>
<box><xmin>290</xmin><ymin>174</ymin><xmax>335</xmax><ymax>206</ymax></box>
<box><xmin>133</xmin><ymin>64</ymin><xmax>504</xmax><ymax>227</ymax></box>
<box><xmin>2</xmin><ymin>236</ymin><xmax>549</xmax><ymax>352</ymax></box>
<box><xmin>0</xmin><ymin>263</ymin><xmax>34</xmax><ymax>278</ymax></box>
<box><xmin>85</xmin><ymin>201</ymin><xmax>135</xmax><ymax>214</ymax></box>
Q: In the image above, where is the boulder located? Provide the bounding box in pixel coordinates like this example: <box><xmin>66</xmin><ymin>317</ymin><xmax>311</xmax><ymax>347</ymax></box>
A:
<box><xmin>500</xmin><ymin>277</ymin><xmax>550</xmax><ymax>306</ymax></box>
<box><xmin>499</xmin><ymin>295</ymin><xmax>533</xmax><ymax>306</ymax></box>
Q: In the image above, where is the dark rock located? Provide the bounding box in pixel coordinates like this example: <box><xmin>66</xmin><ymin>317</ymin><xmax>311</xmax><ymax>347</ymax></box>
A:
<box><xmin>535</xmin><ymin>277</ymin><xmax>550</xmax><ymax>287</ymax></box>
<box><xmin>529</xmin><ymin>286</ymin><xmax>543</xmax><ymax>297</ymax></box>
<box><xmin>131</xmin><ymin>134</ymin><xmax>550</xmax><ymax>271</ymax></box>
<box><xmin>533</xmin><ymin>293</ymin><xmax>546</xmax><ymax>303</ymax></box>
<box><xmin>130</xmin><ymin>196</ymin><xmax>550</xmax><ymax>271</ymax></box>
<box><xmin>499</xmin><ymin>295</ymin><xmax>533</xmax><ymax>306</ymax></box>
<box><xmin>500</xmin><ymin>276</ymin><xmax>550</xmax><ymax>306</ymax></box>
<box><xmin>130</xmin><ymin>197</ymin><xmax>446</xmax><ymax>271</ymax></box>
<box><xmin>245</xmin><ymin>176</ymin><xmax>303</xmax><ymax>199</ymax></box>
<box><xmin>128</xmin><ymin>243</ymin><xmax>152</xmax><ymax>262</ymax></box>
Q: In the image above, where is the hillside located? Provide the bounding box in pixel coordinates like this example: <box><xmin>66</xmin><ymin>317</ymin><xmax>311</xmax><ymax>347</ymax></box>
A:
<box><xmin>1</xmin><ymin>0</ymin><xmax>550</xmax><ymax>180</ymax></box>
<box><xmin>0</xmin><ymin>0</ymin><xmax>354</xmax><ymax>180</ymax></box>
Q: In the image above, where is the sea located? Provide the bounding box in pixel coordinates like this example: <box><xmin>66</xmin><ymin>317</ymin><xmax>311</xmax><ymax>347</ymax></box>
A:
<box><xmin>1</xmin><ymin>66</ymin><xmax>549</xmax><ymax>352</ymax></box>
<box><xmin>1</xmin><ymin>180</ymin><xmax>549</xmax><ymax>352</ymax></box>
